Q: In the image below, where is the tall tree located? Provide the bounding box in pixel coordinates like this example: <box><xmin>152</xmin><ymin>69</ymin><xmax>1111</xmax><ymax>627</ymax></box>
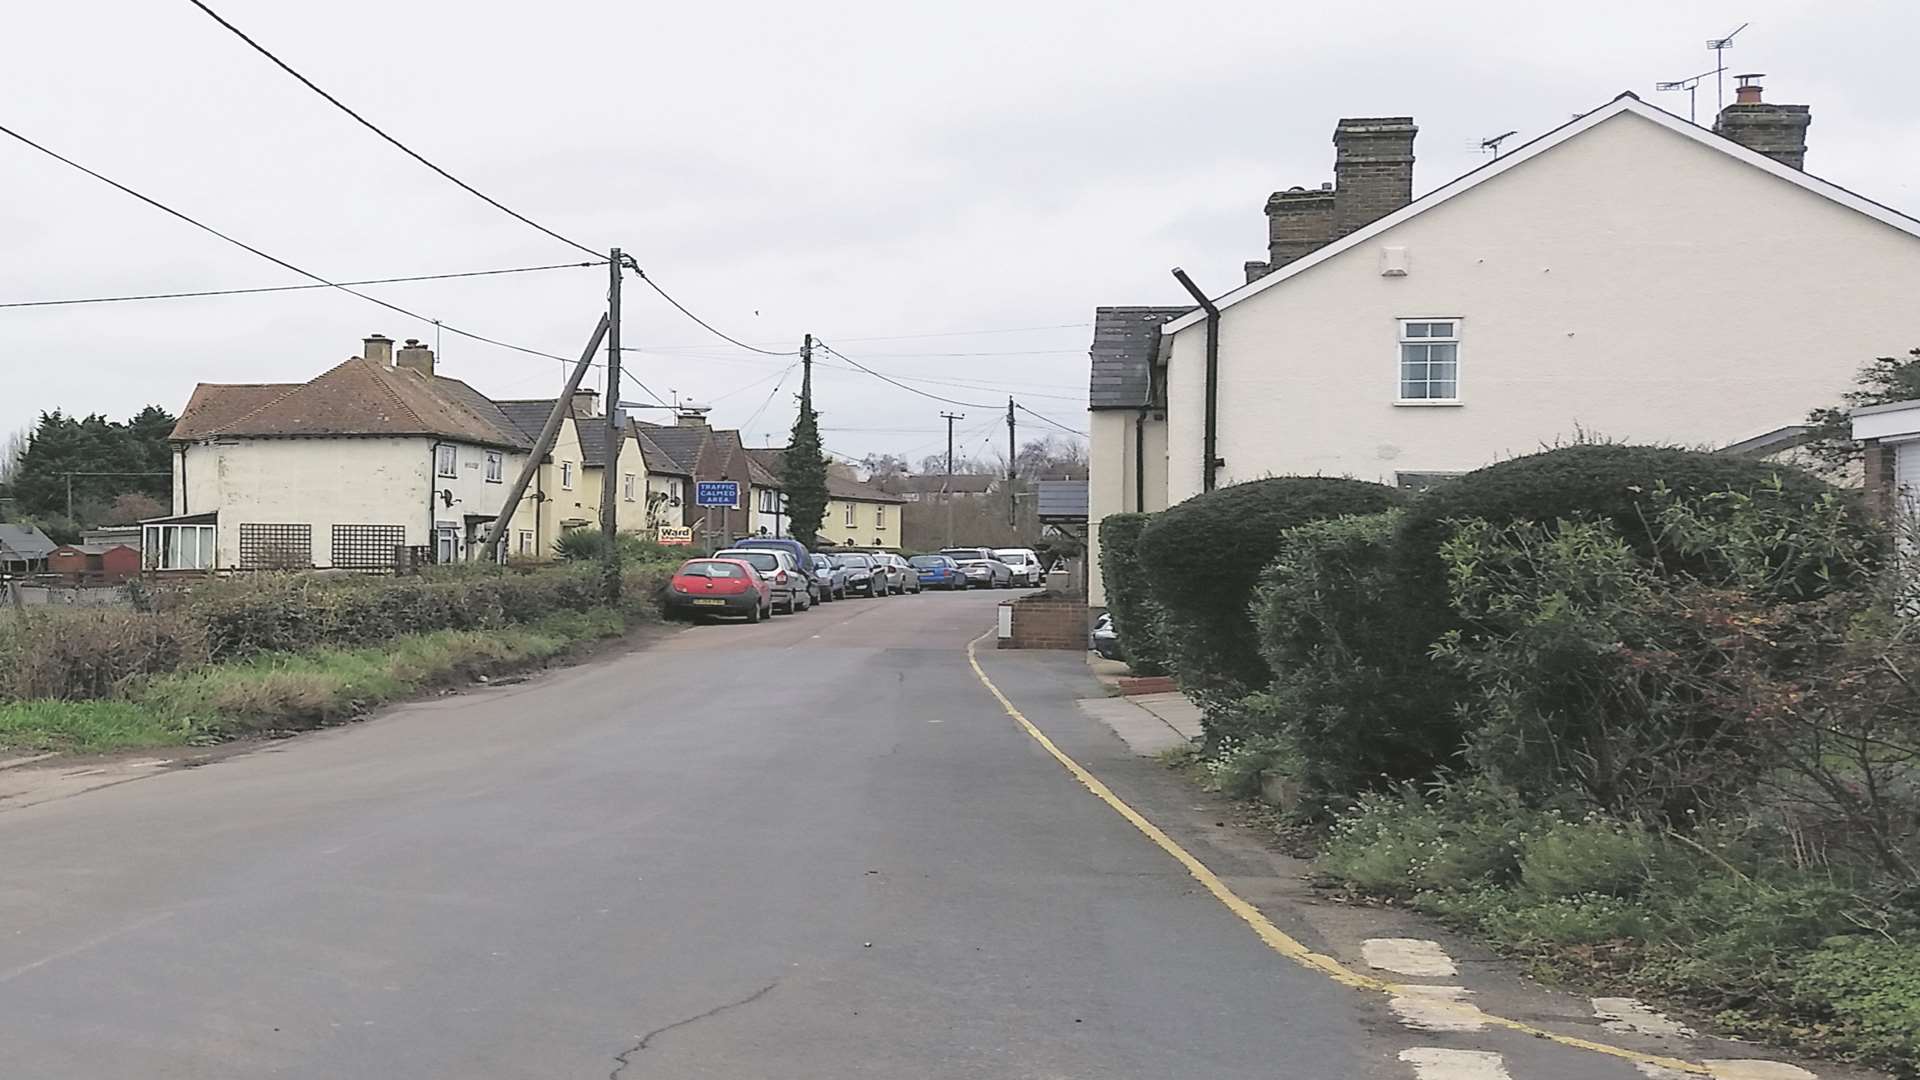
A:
<box><xmin>1806</xmin><ymin>348</ymin><xmax>1920</xmax><ymax>470</ymax></box>
<box><xmin>781</xmin><ymin>339</ymin><xmax>830</xmax><ymax>547</ymax></box>
<box><xmin>12</xmin><ymin>406</ymin><xmax>176</xmax><ymax>524</ymax></box>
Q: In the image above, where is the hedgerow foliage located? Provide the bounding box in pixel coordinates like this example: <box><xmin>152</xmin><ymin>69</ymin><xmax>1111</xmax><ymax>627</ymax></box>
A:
<box><xmin>1136</xmin><ymin>477</ymin><xmax>1404</xmax><ymax>696</ymax></box>
<box><xmin>1097</xmin><ymin>512</ymin><xmax>1170</xmax><ymax>674</ymax></box>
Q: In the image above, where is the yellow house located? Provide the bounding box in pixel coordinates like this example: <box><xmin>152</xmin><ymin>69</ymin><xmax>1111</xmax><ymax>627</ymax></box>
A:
<box><xmin>497</xmin><ymin>395</ymin><xmax>659</xmax><ymax>559</ymax></box>
<box><xmin>823</xmin><ymin>476</ymin><xmax>906</xmax><ymax>550</ymax></box>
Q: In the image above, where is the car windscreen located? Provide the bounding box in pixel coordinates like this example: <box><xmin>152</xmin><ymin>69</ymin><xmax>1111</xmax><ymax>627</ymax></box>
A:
<box><xmin>680</xmin><ymin>561</ymin><xmax>743</xmax><ymax>578</ymax></box>
<box><xmin>720</xmin><ymin>551</ymin><xmax>780</xmax><ymax>571</ymax></box>
<box><xmin>940</xmin><ymin>549</ymin><xmax>984</xmax><ymax>560</ymax></box>
<box><xmin>995</xmin><ymin>552</ymin><xmax>1029</xmax><ymax>564</ymax></box>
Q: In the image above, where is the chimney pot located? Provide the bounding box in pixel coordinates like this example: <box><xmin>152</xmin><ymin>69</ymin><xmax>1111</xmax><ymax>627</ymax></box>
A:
<box><xmin>363</xmin><ymin>333</ymin><xmax>394</xmax><ymax>366</ymax></box>
<box><xmin>1713</xmin><ymin>78</ymin><xmax>1810</xmax><ymax>171</ymax></box>
<box><xmin>571</xmin><ymin>387</ymin><xmax>601</xmax><ymax>417</ymax></box>
<box><xmin>394</xmin><ymin>339</ymin><xmax>436</xmax><ymax>378</ymax></box>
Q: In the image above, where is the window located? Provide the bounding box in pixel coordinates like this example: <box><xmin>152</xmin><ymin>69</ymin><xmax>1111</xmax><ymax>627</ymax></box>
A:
<box><xmin>238</xmin><ymin>523</ymin><xmax>312</xmax><ymax>569</ymax></box>
<box><xmin>435</xmin><ymin>527</ymin><xmax>458</xmax><ymax>564</ymax></box>
<box><xmin>758</xmin><ymin>488</ymin><xmax>782</xmax><ymax>514</ymax></box>
<box><xmin>1398</xmin><ymin>319</ymin><xmax>1460</xmax><ymax>402</ymax></box>
<box><xmin>143</xmin><ymin>524</ymin><xmax>216</xmax><ymax>570</ymax></box>
<box><xmin>436</xmin><ymin>444</ymin><xmax>458</xmax><ymax>477</ymax></box>
<box><xmin>561</xmin><ymin>461</ymin><xmax>575</xmax><ymax>490</ymax></box>
<box><xmin>843</xmin><ymin>503</ymin><xmax>856</xmax><ymax>527</ymax></box>
<box><xmin>486</xmin><ymin>451</ymin><xmax>504</xmax><ymax>483</ymax></box>
<box><xmin>330</xmin><ymin>524</ymin><xmax>407</xmax><ymax>570</ymax></box>
<box><xmin>874</xmin><ymin>505</ymin><xmax>886</xmax><ymax>528</ymax></box>
<box><xmin>668</xmin><ymin>479</ymin><xmax>683</xmax><ymax>504</ymax></box>
<box><xmin>623</xmin><ymin>473</ymin><xmax>637</xmax><ymax>502</ymax></box>
<box><xmin>517</xmin><ymin>530</ymin><xmax>534</xmax><ymax>556</ymax></box>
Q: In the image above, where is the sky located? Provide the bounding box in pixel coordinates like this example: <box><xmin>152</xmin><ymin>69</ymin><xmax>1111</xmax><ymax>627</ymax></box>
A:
<box><xmin>5</xmin><ymin>0</ymin><xmax>1917</xmax><ymax>466</ymax></box>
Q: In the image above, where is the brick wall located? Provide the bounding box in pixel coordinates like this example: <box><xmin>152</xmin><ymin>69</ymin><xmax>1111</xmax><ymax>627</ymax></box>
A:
<box><xmin>1331</xmin><ymin>117</ymin><xmax>1417</xmax><ymax>239</ymax></box>
<box><xmin>1863</xmin><ymin>440</ymin><xmax>1896</xmax><ymax>517</ymax></box>
<box><xmin>999</xmin><ymin>593</ymin><xmax>1089</xmax><ymax>650</ymax></box>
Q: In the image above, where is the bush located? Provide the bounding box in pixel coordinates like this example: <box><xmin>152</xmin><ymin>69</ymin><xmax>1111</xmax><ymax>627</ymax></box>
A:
<box><xmin>1252</xmin><ymin>511</ymin><xmax>1455</xmax><ymax>794</ymax></box>
<box><xmin>1097</xmin><ymin>513</ymin><xmax>1171</xmax><ymax>674</ymax></box>
<box><xmin>1136</xmin><ymin>477</ymin><xmax>1404</xmax><ymax>697</ymax></box>
<box><xmin>554</xmin><ymin>528</ymin><xmax>682</xmax><ymax>565</ymax></box>
<box><xmin>1319</xmin><ymin>780</ymin><xmax>1547</xmax><ymax>895</ymax></box>
<box><xmin>0</xmin><ymin>609</ymin><xmax>208</xmax><ymax>702</ymax></box>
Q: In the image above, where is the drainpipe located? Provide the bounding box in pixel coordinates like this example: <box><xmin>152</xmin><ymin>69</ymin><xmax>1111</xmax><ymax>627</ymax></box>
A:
<box><xmin>1171</xmin><ymin>267</ymin><xmax>1222</xmax><ymax>492</ymax></box>
<box><xmin>428</xmin><ymin>441</ymin><xmax>445</xmax><ymax>562</ymax></box>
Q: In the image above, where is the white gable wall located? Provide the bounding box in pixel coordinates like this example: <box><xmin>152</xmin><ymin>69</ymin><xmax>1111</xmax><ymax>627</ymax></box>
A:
<box><xmin>1163</xmin><ymin>109</ymin><xmax>1920</xmax><ymax>501</ymax></box>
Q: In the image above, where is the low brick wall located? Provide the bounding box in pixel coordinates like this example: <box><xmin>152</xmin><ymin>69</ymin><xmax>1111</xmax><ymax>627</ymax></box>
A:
<box><xmin>998</xmin><ymin>593</ymin><xmax>1089</xmax><ymax>650</ymax></box>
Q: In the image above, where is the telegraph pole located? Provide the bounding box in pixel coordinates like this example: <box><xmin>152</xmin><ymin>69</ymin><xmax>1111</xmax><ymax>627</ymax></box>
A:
<box><xmin>598</xmin><ymin>247</ymin><xmax>624</xmax><ymax>600</ymax></box>
<box><xmin>940</xmin><ymin>410</ymin><xmax>964</xmax><ymax>548</ymax></box>
<box><xmin>1006</xmin><ymin>397</ymin><xmax>1017</xmax><ymax>528</ymax></box>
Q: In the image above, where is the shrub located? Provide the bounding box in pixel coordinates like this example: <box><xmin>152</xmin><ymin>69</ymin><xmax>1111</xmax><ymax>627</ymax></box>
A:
<box><xmin>1319</xmin><ymin>780</ymin><xmax>1547</xmax><ymax>895</ymax></box>
<box><xmin>1252</xmin><ymin>510</ymin><xmax>1454</xmax><ymax>794</ymax></box>
<box><xmin>1136</xmin><ymin>476</ymin><xmax>1404</xmax><ymax>697</ymax></box>
<box><xmin>0</xmin><ymin>609</ymin><xmax>208</xmax><ymax>702</ymax></box>
<box><xmin>1097</xmin><ymin>513</ymin><xmax>1171</xmax><ymax>674</ymax></box>
<box><xmin>554</xmin><ymin>528</ymin><xmax>682</xmax><ymax>564</ymax></box>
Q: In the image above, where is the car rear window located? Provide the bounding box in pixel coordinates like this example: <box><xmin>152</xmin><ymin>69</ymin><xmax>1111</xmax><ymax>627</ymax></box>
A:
<box><xmin>681</xmin><ymin>561</ymin><xmax>742</xmax><ymax>578</ymax></box>
<box><xmin>908</xmin><ymin>556</ymin><xmax>945</xmax><ymax>567</ymax></box>
<box><xmin>996</xmin><ymin>552</ymin><xmax>1029</xmax><ymax>564</ymax></box>
<box><xmin>719</xmin><ymin>551</ymin><xmax>779</xmax><ymax>571</ymax></box>
<box><xmin>833</xmin><ymin>554</ymin><xmax>871</xmax><ymax>568</ymax></box>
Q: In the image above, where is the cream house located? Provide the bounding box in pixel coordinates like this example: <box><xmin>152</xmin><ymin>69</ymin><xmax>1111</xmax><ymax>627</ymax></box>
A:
<box><xmin>824</xmin><ymin>476</ymin><xmax>905</xmax><ymax>550</ymax></box>
<box><xmin>160</xmin><ymin>335</ymin><xmax>532</xmax><ymax>570</ymax></box>
<box><xmin>494</xmin><ymin>395</ymin><xmax>659</xmax><ymax>559</ymax></box>
<box><xmin>1087</xmin><ymin>88</ymin><xmax>1920</xmax><ymax>605</ymax></box>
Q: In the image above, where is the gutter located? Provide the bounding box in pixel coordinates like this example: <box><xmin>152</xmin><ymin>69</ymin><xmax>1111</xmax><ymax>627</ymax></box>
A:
<box><xmin>1171</xmin><ymin>267</ymin><xmax>1223</xmax><ymax>492</ymax></box>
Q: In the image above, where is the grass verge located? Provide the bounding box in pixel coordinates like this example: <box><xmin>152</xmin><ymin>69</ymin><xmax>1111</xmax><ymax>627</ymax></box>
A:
<box><xmin>0</xmin><ymin>608</ymin><xmax>631</xmax><ymax>754</ymax></box>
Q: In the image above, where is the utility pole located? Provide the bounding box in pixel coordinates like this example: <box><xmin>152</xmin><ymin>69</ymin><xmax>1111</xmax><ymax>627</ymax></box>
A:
<box><xmin>597</xmin><ymin>248</ymin><xmax>623</xmax><ymax>600</ymax></box>
<box><xmin>479</xmin><ymin>315</ymin><xmax>610</xmax><ymax>560</ymax></box>
<box><xmin>1006</xmin><ymin>397</ymin><xmax>1017</xmax><ymax>529</ymax></box>
<box><xmin>940</xmin><ymin>411</ymin><xmax>964</xmax><ymax>548</ymax></box>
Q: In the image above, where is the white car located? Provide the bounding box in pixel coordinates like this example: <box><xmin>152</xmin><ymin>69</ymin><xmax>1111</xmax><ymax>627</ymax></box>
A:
<box><xmin>992</xmin><ymin>548</ymin><xmax>1043</xmax><ymax>587</ymax></box>
<box><xmin>713</xmin><ymin>548</ymin><xmax>812</xmax><ymax>614</ymax></box>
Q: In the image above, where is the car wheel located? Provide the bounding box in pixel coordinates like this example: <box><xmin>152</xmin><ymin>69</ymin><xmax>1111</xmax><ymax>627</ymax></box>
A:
<box><xmin>745</xmin><ymin>601</ymin><xmax>761</xmax><ymax>623</ymax></box>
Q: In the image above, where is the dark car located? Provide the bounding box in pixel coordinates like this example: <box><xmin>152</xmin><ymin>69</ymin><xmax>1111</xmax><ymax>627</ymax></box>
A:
<box><xmin>664</xmin><ymin>558</ymin><xmax>771</xmax><ymax>622</ymax></box>
<box><xmin>733</xmin><ymin>537</ymin><xmax>820</xmax><ymax>603</ymax></box>
<box><xmin>909</xmin><ymin>554</ymin><xmax>965</xmax><ymax>590</ymax></box>
<box><xmin>833</xmin><ymin>552</ymin><xmax>887</xmax><ymax>596</ymax></box>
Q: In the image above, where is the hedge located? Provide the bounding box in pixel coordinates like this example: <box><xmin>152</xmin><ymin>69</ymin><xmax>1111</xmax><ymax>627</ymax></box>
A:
<box><xmin>1136</xmin><ymin>477</ymin><xmax>1405</xmax><ymax>695</ymax></box>
<box><xmin>1097</xmin><ymin>513</ymin><xmax>1170</xmax><ymax>674</ymax></box>
<box><xmin>1251</xmin><ymin>510</ymin><xmax>1456</xmax><ymax>794</ymax></box>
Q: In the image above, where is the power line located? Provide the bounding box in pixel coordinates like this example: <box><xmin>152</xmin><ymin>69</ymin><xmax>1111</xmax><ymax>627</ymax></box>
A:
<box><xmin>813</xmin><ymin>341</ymin><xmax>993</xmax><ymax>409</ymax></box>
<box><xmin>183</xmin><ymin>0</ymin><xmax>601</xmax><ymax>259</ymax></box>
<box><xmin>0</xmin><ymin>119</ymin><xmax>587</xmax><ymax>367</ymax></box>
<box><xmin>1016</xmin><ymin>401</ymin><xmax>1086</xmax><ymax>438</ymax></box>
<box><xmin>739</xmin><ymin>363</ymin><xmax>797</xmax><ymax>434</ymax></box>
<box><xmin>0</xmin><ymin>261</ymin><xmax>603</xmax><ymax>310</ymax></box>
<box><xmin>623</xmin><ymin>262</ymin><xmax>796</xmax><ymax>357</ymax></box>
<box><xmin>635</xmin><ymin>321</ymin><xmax>1094</xmax><ymax>351</ymax></box>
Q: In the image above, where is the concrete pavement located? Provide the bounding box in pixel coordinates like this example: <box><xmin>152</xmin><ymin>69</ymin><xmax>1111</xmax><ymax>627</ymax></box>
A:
<box><xmin>0</xmin><ymin>590</ymin><xmax>1869</xmax><ymax>1078</ymax></box>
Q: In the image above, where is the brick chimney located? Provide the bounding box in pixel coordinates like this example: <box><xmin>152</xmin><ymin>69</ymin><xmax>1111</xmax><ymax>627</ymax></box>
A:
<box><xmin>1713</xmin><ymin>75</ymin><xmax>1811</xmax><ymax>170</ymax></box>
<box><xmin>675</xmin><ymin>405</ymin><xmax>711</xmax><ymax>428</ymax></box>
<box><xmin>362</xmin><ymin>333</ymin><xmax>394</xmax><ymax>366</ymax></box>
<box><xmin>394</xmin><ymin>338</ymin><xmax>435</xmax><ymax>377</ymax></box>
<box><xmin>1332</xmin><ymin>117</ymin><xmax>1417</xmax><ymax>238</ymax></box>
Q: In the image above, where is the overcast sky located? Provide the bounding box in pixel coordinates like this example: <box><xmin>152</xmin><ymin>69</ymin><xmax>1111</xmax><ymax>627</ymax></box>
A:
<box><xmin>6</xmin><ymin>1</ymin><xmax>1917</xmax><ymax>465</ymax></box>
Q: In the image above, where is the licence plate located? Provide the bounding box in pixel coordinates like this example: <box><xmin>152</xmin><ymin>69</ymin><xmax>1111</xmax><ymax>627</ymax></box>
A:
<box><xmin>691</xmin><ymin>598</ymin><xmax>728</xmax><ymax>606</ymax></box>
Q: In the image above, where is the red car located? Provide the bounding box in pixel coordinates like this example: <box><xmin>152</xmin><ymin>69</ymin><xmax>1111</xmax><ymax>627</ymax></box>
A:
<box><xmin>665</xmin><ymin>558</ymin><xmax>772</xmax><ymax>622</ymax></box>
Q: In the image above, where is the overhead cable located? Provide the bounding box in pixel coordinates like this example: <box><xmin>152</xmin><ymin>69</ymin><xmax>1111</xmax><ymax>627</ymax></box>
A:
<box><xmin>0</xmin><ymin>261</ymin><xmax>603</xmax><ymax>310</ymax></box>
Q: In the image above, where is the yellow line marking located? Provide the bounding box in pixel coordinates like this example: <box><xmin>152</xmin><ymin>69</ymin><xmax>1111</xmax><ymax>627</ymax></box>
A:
<box><xmin>964</xmin><ymin>634</ymin><xmax>1712</xmax><ymax>1076</ymax></box>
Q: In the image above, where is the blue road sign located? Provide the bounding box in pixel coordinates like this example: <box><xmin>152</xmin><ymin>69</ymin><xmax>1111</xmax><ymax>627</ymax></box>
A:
<box><xmin>695</xmin><ymin>480</ymin><xmax>740</xmax><ymax>507</ymax></box>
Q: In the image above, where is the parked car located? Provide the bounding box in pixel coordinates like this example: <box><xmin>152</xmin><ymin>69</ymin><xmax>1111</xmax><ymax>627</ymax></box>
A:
<box><xmin>992</xmin><ymin>547</ymin><xmax>1043</xmax><ymax>587</ymax></box>
<box><xmin>713</xmin><ymin>548</ymin><xmax>811</xmax><ymax>614</ymax></box>
<box><xmin>733</xmin><ymin>537</ymin><xmax>820</xmax><ymax>604</ymax></box>
<box><xmin>664</xmin><ymin>558</ymin><xmax>771</xmax><ymax>622</ymax></box>
<box><xmin>1092</xmin><ymin>612</ymin><xmax>1122</xmax><ymax>659</ymax></box>
<box><xmin>810</xmin><ymin>553</ymin><xmax>849</xmax><ymax>600</ymax></box>
<box><xmin>833</xmin><ymin>551</ymin><xmax>887</xmax><ymax>596</ymax></box>
<box><xmin>863</xmin><ymin>552</ymin><xmax>912</xmax><ymax>595</ymax></box>
<box><xmin>942</xmin><ymin>548</ymin><xmax>1014</xmax><ymax>588</ymax></box>
<box><xmin>908</xmin><ymin>554</ymin><xmax>966</xmax><ymax>590</ymax></box>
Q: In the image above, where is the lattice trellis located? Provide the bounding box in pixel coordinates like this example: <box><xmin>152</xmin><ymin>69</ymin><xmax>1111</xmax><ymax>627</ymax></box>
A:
<box><xmin>237</xmin><ymin>523</ymin><xmax>312</xmax><ymax>569</ymax></box>
<box><xmin>330</xmin><ymin>524</ymin><xmax>407</xmax><ymax>570</ymax></box>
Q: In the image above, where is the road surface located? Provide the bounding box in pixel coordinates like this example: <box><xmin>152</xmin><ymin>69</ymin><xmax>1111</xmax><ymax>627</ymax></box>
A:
<box><xmin>0</xmin><ymin>591</ymin><xmax>1855</xmax><ymax>1078</ymax></box>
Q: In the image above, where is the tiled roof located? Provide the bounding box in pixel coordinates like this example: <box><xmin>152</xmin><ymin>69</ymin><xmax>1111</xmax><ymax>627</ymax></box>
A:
<box><xmin>634</xmin><ymin>422</ymin><xmax>708</xmax><ymax>474</ymax></box>
<box><xmin>0</xmin><ymin>523</ymin><xmax>57</xmax><ymax>561</ymax></box>
<box><xmin>574</xmin><ymin>411</ymin><xmax>629</xmax><ymax>468</ymax></box>
<box><xmin>171</xmin><ymin>359</ymin><xmax>530</xmax><ymax>449</ymax></box>
<box><xmin>495</xmin><ymin>400</ymin><xmax>561</xmax><ymax>443</ymax></box>
<box><xmin>171</xmin><ymin>383</ymin><xmax>297</xmax><ymax>440</ymax></box>
<box><xmin>829</xmin><ymin>475</ymin><xmax>906</xmax><ymax>504</ymax></box>
<box><xmin>1088</xmin><ymin>306</ymin><xmax>1189</xmax><ymax>410</ymax></box>
<box><xmin>632</xmin><ymin>424</ymin><xmax>690</xmax><ymax>476</ymax></box>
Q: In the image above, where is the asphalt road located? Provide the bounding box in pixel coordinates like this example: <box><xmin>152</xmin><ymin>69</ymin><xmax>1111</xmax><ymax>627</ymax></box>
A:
<box><xmin>0</xmin><ymin>590</ymin><xmax>1854</xmax><ymax>1079</ymax></box>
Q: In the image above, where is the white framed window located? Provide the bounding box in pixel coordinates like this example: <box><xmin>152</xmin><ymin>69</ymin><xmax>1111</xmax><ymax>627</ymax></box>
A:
<box><xmin>843</xmin><ymin>503</ymin><xmax>855</xmax><ymax>527</ymax></box>
<box><xmin>668</xmin><ymin>479</ymin><xmax>683</xmax><ymax>504</ymax></box>
<box><xmin>758</xmin><ymin>488</ymin><xmax>782</xmax><ymax>514</ymax></box>
<box><xmin>485</xmin><ymin>451</ymin><xmax>503</xmax><ymax>483</ymax></box>
<box><xmin>517</xmin><ymin>530</ymin><xmax>534</xmax><ymax>556</ymax></box>
<box><xmin>435</xmin><ymin>527</ymin><xmax>458</xmax><ymax>564</ymax></box>
<box><xmin>436</xmin><ymin>444</ymin><xmax>458</xmax><ymax>477</ymax></box>
<box><xmin>142</xmin><ymin>524</ymin><xmax>216</xmax><ymax>570</ymax></box>
<box><xmin>561</xmin><ymin>461</ymin><xmax>575</xmax><ymax>490</ymax></box>
<box><xmin>874</xmin><ymin>505</ymin><xmax>886</xmax><ymax>528</ymax></box>
<box><xmin>623</xmin><ymin>473</ymin><xmax>637</xmax><ymax>502</ymax></box>
<box><xmin>1397</xmin><ymin>319</ymin><xmax>1461</xmax><ymax>403</ymax></box>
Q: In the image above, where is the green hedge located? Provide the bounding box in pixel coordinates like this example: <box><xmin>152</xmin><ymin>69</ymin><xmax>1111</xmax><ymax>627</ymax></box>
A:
<box><xmin>1251</xmin><ymin>510</ymin><xmax>1455</xmax><ymax>795</ymax></box>
<box><xmin>1136</xmin><ymin>477</ymin><xmax>1405</xmax><ymax>696</ymax></box>
<box><xmin>1097</xmin><ymin>513</ymin><xmax>1170</xmax><ymax>675</ymax></box>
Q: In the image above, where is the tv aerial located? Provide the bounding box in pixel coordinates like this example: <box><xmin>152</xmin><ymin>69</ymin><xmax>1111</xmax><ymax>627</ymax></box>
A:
<box><xmin>1705</xmin><ymin>22</ymin><xmax>1750</xmax><ymax>112</ymax></box>
<box><xmin>1474</xmin><ymin>131</ymin><xmax>1519</xmax><ymax>158</ymax></box>
<box><xmin>1655</xmin><ymin>66</ymin><xmax>1726</xmax><ymax>123</ymax></box>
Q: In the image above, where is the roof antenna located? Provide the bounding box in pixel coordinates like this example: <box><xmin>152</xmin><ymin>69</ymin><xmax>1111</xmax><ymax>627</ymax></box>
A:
<box><xmin>1705</xmin><ymin>22</ymin><xmax>1750</xmax><ymax>114</ymax></box>
<box><xmin>1472</xmin><ymin>130</ymin><xmax>1519</xmax><ymax>158</ymax></box>
<box><xmin>1655</xmin><ymin>66</ymin><xmax>1726</xmax><ymax>124</ymax></box>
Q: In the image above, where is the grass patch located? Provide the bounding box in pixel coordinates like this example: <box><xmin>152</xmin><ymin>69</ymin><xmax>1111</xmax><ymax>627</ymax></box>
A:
<box><xmin>0</xmin><ymin>608</ymin><xmax>634</xmax><ymax>753</ymax></box>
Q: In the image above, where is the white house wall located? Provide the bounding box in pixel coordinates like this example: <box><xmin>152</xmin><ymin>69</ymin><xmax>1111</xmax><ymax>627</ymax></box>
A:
<box><xmin>1163</xmin><ymin>109</ymin><xmax>1920</xmax><ymax>501</ymax></box>
<box><xmin>1087</xmin><ymin>410</ymin><xmax>1168</xmax><ymax>607</ymax></box>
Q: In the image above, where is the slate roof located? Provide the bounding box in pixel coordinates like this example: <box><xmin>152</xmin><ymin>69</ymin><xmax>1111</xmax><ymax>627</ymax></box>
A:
<box><xmin>171</xmin><ymin>359</ymin><xmax>530</xmax><ymax>449</ymax></box>
<box><xmin>893</xmin><ymin>473</ymin><xmax>996</xmax><ymax>496</ymax></box>
<box><xmin>0</xmin><ymin>523</ymin><xmax>57</xmax><ymax>561</ymax></box>
<box><xmin>1088</xmin><ymin>306</ymin><xmax>1189</xmax><ymax>410</ymax></box>
<box><xmin>634</xmin><ymin>422</ymin><xmax>709</xmax><ymax>475</ymax></box>
<box><xmin>828</xmin><ymin>475</ymin><xmax>906</xmax><ymax>504</ymax></box>
<box><xmin>574</xmin><ymin>411</ymin><xmax>630</xmax><ymax>468</ymax></box>
<box><xmin>632</xmin><ymin>424</ymin><xmax>691</xmax><ymax>476</ymax></box>
<box><xmin>495</xmin><ymin>400</ymin><xmax>562</xmax><ymax>443</ymax></box>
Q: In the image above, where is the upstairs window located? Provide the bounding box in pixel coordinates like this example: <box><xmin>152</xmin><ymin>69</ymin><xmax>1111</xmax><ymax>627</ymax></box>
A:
<box><xmin>1398</xmin><ymin>319</ymin><xmax>1460</xmax><ymax>402</ymax></box>
<box><xmin>561</xmin><ymin>461</ymin><xmax>575</xmax><ymax>490</ymax></box>
<box><xmin>843</xmin><ymin>503</ymin><xmax>856</xmax><ymax>527</ymax></box>
<box><xmin>436</xmin><ymin>444</ymin><xmax>458</xmax><ymax>477</ymax></box>
<box><xmin>623</xmin><ymin>473</ymin><xmax>637</xmax><ymax>501</ymax></box>
<box><xmin>485</xmin><ymin>451</ymin><xmax>504</xmax><ymax>483</ymax></box>
<box><xmin>875</xmin><ymin>505</ymin><xmax>886</xmax><ymax>527</ymax></box>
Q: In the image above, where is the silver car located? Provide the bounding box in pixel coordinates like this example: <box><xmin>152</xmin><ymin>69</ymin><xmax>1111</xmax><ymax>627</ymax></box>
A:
<box><xmin>992</xmin><ymin>547</ymin><xmax>1043</xmax><ymax>587</ymax></box>
<box><xmin>942</xmin><ymin>548</ymin><xmax>1014</xmax><ymax>589</ymax></box>
<box><xmin>713</xmin><ymin>548</ymin><xmax>812</xmax><ymax>614</ymax></box>
<box><xmin>876</xmin><ymin>553</ymin><xmax>921</xmax><ymax>594</ymax></box>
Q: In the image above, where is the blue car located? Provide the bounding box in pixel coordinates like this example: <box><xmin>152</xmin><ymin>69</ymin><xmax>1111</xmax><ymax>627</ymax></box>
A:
<box><xmin>909</xmin><ymin>554</ymin><xmax>966</xmax><ymax>591</ymax></box>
